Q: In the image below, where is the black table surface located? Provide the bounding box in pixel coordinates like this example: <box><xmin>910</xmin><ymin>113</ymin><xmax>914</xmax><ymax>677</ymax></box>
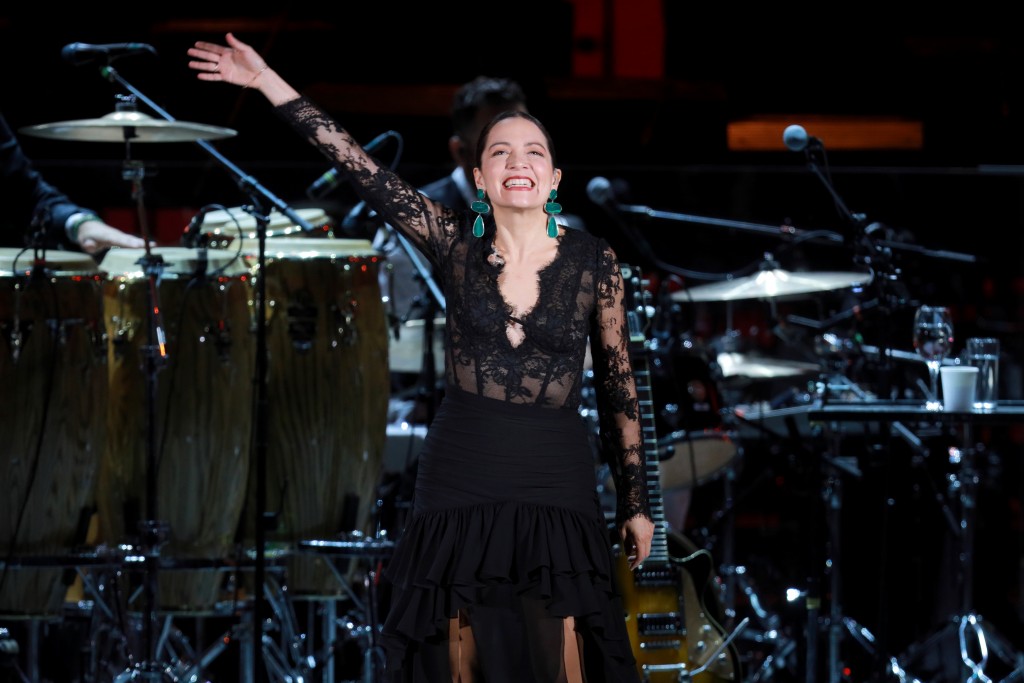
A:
<box><xmin>807</xmin><ymin>399</ymin><xmax>1024</xmax><ymax>424</ymax></box>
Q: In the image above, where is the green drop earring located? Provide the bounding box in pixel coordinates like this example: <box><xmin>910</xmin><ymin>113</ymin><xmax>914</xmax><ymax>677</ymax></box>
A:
<box><xmin>472</xmin><ymin>188</ymin><xmax>490</xmax><ymax>238</ymax></box>
<box><xmin>544</xmin><ymin>188</ymin><xmax>562</xmax><ymax>238</ymax></box>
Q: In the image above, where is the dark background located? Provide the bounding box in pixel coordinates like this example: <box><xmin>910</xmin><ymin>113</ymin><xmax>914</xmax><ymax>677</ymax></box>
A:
<box><xmin>3</xmin><ymin>6</ymin><xmax>1024</xmax><ymax>680</ymax></box>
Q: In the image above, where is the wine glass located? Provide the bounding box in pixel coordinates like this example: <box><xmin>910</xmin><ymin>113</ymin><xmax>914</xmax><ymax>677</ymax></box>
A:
<box><xmin>912</xmin><ymin>305</ymin><xmax>954</xmax><ymax>410</ymax></box>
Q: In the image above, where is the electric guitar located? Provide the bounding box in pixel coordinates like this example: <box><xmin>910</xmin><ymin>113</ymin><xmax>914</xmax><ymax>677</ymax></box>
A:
<box><xmin>613</xmin><ymin>263</ymin><xmax>740</xmax><ymax>682</ymax></box>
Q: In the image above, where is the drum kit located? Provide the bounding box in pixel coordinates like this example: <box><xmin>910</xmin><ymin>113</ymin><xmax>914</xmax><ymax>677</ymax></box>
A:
<box><xmin>2</xmin><ymin>84</ymin><xmax>393</xmax><ymax>681</ymax></box>
<box><xmin>587</xmin><ymin>143</ymin><xmax>1024</xmax><ymax>681</ymax></box>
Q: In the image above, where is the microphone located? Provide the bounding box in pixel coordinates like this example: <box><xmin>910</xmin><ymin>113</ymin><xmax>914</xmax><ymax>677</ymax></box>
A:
<box><xmin>61</xmin><ymin>42</ymin><xmax>157</xmax><ymax>66</ymax></box>
<box><xmin>306</xmin><ymin>131</ymin><xmax>395</xmax><ymax>199</ymax></box>
<box><xmin>782</xmin><ymin>124</ymin><xmax>821</xmax><ymax>152</ymax></box>
<box><xmin>181</xmin><ymin>206</ymin><xmax>214</xmax><ymax>248</ymax></box>
<box><xmin>586</xmin><ymin>176</ymin><xmax>616</xmax><ymax>208</ymax></box>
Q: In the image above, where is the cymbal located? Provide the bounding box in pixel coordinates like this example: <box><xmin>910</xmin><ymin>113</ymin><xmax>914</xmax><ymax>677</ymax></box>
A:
<box><xmin>716</xmin><ymin>352</ymin><xmax>820</xmax><ymax>380</ymax></box>
<box><xmin>672</xmin><ymin>269</ymin><xmax>872</xmax><ymax>302</ymax></box>
<box><xmin>20</xmin><ymin>110</ymin><xmax>237</xmax><ymax>143</ymax></box>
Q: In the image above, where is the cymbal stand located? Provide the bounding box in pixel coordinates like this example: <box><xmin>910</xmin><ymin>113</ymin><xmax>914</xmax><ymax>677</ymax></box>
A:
<box><xmin>813</xmin><ymin>374</ymin><xmax>932</xmax><ymax>683</ymax></box>
<box><xmin>104</xmin><ymin>93</ymin><xmax>171</xmax><ymax>682</ymax></box>
<box><xmin>719</xmin><ymin>466</ymin><xmax>800</xmax><ymax>682</ymax></box>
<box><xmin>697</xmin><ymin>429</ymin><xmax>802</xmax><ymax>682</ymax></box>
<box><xmin>95</xmin><ymin>68</ymin><xmax>317</xmax><ymax>683</ymax></box>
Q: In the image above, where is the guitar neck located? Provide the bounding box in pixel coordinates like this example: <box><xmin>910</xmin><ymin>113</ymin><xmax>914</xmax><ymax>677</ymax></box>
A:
<box><xmin>623</xmin><ymin>264</ymin><xmax>670</xmax><ymax>566</ymax></box>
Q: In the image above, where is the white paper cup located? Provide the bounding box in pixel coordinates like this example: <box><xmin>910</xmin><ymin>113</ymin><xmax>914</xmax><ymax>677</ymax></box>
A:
<box><xmin>940</xmin><ymin>366</ymin><xmax>979</xmax><ymax>412</ymax></box>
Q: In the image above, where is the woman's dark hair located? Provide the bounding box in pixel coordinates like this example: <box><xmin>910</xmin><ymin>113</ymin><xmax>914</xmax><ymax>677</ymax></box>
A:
<box><xmin>474</xmin><ymin>110</ymin><xmax>557</xmax><ymax>169</ymax></box>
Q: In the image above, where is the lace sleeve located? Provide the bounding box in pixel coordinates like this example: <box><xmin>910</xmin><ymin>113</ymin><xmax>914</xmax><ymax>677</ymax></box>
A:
<box><xmin>273</xmin><ymin>97</ymin><xmax>458</xmax><ymax>263</ymax></box>
<box><xmin>591</xmin><ymin>244</ymin><xmax>651</xmax><ymax>525</ymax></box>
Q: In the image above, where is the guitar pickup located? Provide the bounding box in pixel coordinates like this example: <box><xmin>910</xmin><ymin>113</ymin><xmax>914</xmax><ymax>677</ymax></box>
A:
<box><xmin>636</xmin><ymin>612</ymin><xmax>685</xmax><ymax>636</ymax></box>
<box><xmin>632</xmin><ymin>565</ymin><xmax>679</xmax><ymax>587</ymax></box>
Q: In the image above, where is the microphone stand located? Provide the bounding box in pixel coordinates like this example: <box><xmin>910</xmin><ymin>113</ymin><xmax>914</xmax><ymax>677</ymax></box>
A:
<box><xmin>614</xmin><ymin>202</ymin><xmax>845</xmax><ymax>246</ymax></box>
<box><xmin>246</xmin><ymin>201</ymin><xmax>272</xmax><ymax>683</ymax></box>
<box><xmin>384</xmin><ymin>224</ymin><xmax>446</xmax><ymax>423</ymax></box>
<box><xmin>387</xmin><ymin>225</ymin><xmax>445</xmax><ymax>316</ymax></box>
<box><xmin>791</xmin><ymin>138</ymin><xmax>982</xmax><ymax>683</ymax></box>
<box><xmin>612</xmin><ymin>200</ymin><xmax>976</xmax><ymax>267</ymax></box>
<box><xmin>90</xmin><ymin>64</ymin><xmax>320</xmax><ymax>682</ymax></box>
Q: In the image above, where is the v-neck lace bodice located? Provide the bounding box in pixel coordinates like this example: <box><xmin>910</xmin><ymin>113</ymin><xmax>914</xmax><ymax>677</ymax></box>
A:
<box><xmin>491</xmin><ymin>236</ymin><xmax>562</xmax><ymax>347</ymax></box>
<box><xmin>275</xmin><ymin>97</ymin><xmax>650</xmax><ymax>524</ymax></box>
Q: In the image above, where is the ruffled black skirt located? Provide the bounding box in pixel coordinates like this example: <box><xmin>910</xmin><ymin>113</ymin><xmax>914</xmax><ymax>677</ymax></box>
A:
<box><xmin>381</xmin><ymin>386</ymin><xmax>638</xmax><ymax>682</ymax></box>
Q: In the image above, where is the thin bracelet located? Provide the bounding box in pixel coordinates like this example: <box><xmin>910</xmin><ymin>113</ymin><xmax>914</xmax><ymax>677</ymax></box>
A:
<box><xmin>243</xmin><ymin>64</ymin><xmax>269</xmax><ymax>89</ymax></box>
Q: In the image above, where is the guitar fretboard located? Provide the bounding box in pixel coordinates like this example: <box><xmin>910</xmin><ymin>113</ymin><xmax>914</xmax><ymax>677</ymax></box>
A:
<box><xmin>623</xmin><ymin>264</ymin><xmax>670</xmax><ymax>566</ymax></box>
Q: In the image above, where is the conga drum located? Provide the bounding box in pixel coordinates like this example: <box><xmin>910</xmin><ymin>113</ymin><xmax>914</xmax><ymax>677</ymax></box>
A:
<box><xmin>197</xmin><ymin>205</ymin><xmax>333</xmax><ymax>247</ymax></box>
<box><xmin>236</xmin><ymin>238</ymin><xmax>388</xmax><ymax>597</ymax></box>
<box><xmin>0</xmin><ymin>248</ymin><xmax>107</xmax><ymax>616</ymax></box>
<box><xmin>95</xmin><ymin>247</ymin><xmax>254</xmax><ymax>612</ymax></box>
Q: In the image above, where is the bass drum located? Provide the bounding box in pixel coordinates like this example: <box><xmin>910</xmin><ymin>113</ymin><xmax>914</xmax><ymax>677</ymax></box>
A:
<box><xmin>0</xmin><ymin>249</ymin><xmax>107</xmax><ymax>616</ymax></box>
<box><xmin>649</xmin><ymin>335</ymin><xmax>740</xmax><ymax>489</ymax></box>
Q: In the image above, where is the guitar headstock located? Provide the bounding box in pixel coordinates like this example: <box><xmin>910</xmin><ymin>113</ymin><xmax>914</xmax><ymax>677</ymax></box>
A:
<box><xmin>620</xmin><ymin>263</ymin><xmax>652</xmax><ymax>351</ymax></box>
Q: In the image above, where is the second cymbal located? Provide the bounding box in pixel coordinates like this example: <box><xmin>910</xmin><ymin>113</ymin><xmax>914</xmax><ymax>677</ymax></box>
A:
<box><xmin>21</xmin><ymin>110</ymin><xmax>237</xmax><ymax>143</ymax></box>
<box><xmin>673</xmin><ymin>269</ymin><xmax>872</xmax><ymax>302</ymax></box>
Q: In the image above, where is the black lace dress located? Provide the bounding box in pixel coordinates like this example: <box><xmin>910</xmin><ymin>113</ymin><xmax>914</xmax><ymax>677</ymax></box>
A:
<box><xmin>276</xmin><ymin>98</ymin><xmax>651</xmax><ymax>682</ymax></box>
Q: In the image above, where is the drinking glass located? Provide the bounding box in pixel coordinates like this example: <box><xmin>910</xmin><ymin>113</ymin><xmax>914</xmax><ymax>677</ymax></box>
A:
<box><xmin>912</xmin><ymin>305</ymin><xmax>954</xmax><ymax>411</ymax></box>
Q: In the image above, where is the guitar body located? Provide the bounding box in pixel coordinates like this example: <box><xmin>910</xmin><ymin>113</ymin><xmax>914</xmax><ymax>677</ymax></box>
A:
<box><xmin>614</xmin><ymin>263</ymin><xmax>741</xmax><ymax>682</ymax></box>
<box><xmin>615</xmin><ymin>552</ymin><xmax>689</xmax><ymax>669</ymax></box>
<box><xmin>614</xmin><ymin>544</ymin><xmax>738</xmax><ymax>682</ymax></box>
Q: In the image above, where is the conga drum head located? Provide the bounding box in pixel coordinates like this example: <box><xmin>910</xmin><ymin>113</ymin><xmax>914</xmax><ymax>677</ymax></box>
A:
<box><xmin>0</xmin><ymin>247</ymin><xmax>97</xmax><ymax>274</ymax></box>
<box><xmin>99</xmin><ymin>246</ymin><xmax>248</xmax><ymax>278</ymax></box>
<box><xmin>238</xmin><ymin>237</ymin><xmax>376</xmax><ymax>261</ymax></box>
<box><xmin>199</xmin><ymin>206</ymin><xmax>333</xmax><ymax>245</ymax></box>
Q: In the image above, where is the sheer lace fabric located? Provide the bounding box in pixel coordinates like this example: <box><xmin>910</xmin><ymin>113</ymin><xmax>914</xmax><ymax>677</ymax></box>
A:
<box><xmin>275</xmin><ymin>98</ymin><xmax>651</xmax><ymax>681</ymax></box>
<box><xmin>276</xmin><ymin>97</ymin><xmax>649</xmax><ymax>523</ymax></box>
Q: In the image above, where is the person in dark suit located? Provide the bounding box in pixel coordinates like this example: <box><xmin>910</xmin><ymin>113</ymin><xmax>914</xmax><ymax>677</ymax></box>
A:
<box><xmin>1</xmin><ymin>112</ymin><xmax>146</xmax><ymax>254</ymax></box>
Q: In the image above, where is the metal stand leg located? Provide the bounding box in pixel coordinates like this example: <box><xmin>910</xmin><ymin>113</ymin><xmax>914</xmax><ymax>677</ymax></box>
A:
<box><xmin>815</xmin><ymin>432</ymin><xmax>895</xmax><ymax>683</ymax></box>
<box><xmin>705</xmin><ymin>461</ymin><xmax>802</xmax><ymax>682</ymax></box>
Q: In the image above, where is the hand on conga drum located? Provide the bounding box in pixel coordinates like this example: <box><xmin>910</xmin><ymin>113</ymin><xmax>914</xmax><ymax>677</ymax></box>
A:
<box><xmin>74</xmin><ymin>217</ymin><xmax>151</xmax><ymax>253</ymax></box>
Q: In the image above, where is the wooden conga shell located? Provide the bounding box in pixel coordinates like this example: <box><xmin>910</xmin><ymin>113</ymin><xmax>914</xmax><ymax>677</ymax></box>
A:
<box><xmin>237</xmin><ymin>238</ymin><xmax>388</xmax><ymax>597</ymax></box>
<box><xmin>95</xmin><ymin>247</ymin><xmax>254</xmax><ymax>612</ymax></box>
<box><xmin>0</xmin><ymin>249</ymin><xmax>107</xmax><ymax>616</ymax></box>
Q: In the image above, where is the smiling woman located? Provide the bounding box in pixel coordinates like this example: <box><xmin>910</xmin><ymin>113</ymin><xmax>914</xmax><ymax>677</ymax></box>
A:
<box><xmin>188</xmin><ymin>32</ymin><xmax>654</xmax><ymax>682</ymax></box>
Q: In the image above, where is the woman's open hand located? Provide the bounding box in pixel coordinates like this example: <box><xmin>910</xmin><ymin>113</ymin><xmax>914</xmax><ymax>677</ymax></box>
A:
<box><xmin>187</xmin><ymin>32</ymin><xmax>267</xmax><ymax>89</ymax></box>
